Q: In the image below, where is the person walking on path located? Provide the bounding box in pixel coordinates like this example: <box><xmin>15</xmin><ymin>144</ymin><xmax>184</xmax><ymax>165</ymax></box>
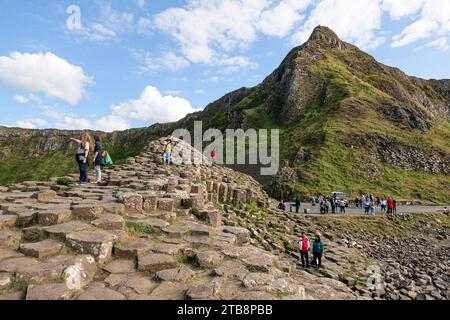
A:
<box><xmin>298</xmin><ymin>233</ymin><xmax>310</xmax><ymax>268</ymax></box>
<box><xmin>312</xmin><ymin>235</ymin><xmax>324</xmax><ymax>269</ymax></box>
<box><xmin>70</xmin><ymin>133</ymin><xmax>92</xmax><ymax>185</ymax></box>
<box><xmin>339</xmin><ymin>199</ymin><xmax>346</xmax><ymax>214</ymax></box>
<box><xmin>92</xmin><ymin>135</ymin><xmax>105</xmax><ymax>184</ymax></box>
<box><xmin>295</xmin><ymin>196</ymin><xmax>301</xmax><ymax>214</ymax></box>
<box><xmin>364</xmin><ymin>197</ymin><xmax>371</xmax><ymax>214</ymax></box>
<box><xmin>163</xmin><ymin>141</ymin><xmax>173</xmax><ymax>165</ymax></box>
<box><xmin>393</xmin><ymin>199</ymin><xmax>398</xmax><ymax>213</ymax></box>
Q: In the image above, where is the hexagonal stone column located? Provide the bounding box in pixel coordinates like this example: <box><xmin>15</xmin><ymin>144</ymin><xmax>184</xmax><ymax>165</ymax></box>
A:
<box><xmin>66</xmin><ymin>230</ymin><xmax>115</xmax><ymax>263</ymax></box>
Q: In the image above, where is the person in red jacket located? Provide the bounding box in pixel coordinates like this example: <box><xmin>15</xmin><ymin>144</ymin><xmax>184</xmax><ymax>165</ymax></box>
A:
<box><xmin>387</xmin><ymin>197</ymin><xmax>394</xmax><ymax>214</ymax></box>
<box><xmin>211</xmin><ymin>147</ymin><xmax>217</xmax><ymax>164</ymax></box>
<box><xmin>298</xmin><ymin>233</ymin><xmax>310</xmax><ymax>268</ymax></box>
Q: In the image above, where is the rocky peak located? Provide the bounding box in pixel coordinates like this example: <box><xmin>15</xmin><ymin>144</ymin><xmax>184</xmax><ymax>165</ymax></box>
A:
<box><xmin>306</xmin><ymin>25</ymin><xmax>347</xmax><ymax>50</ymax></box>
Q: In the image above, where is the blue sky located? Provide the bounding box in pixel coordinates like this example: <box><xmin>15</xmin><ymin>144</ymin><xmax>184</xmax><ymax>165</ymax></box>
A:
<box><xmin>0</xmin><ymin>0</ymin><xmax>449</xmax><ymax>132</ymax></box>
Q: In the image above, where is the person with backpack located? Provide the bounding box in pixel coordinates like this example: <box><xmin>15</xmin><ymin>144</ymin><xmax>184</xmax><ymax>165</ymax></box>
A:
<box><xmin>70</xmin><ymin>133</ymin><xmax>92</xmax><ymax>185</ymax></box>
<box><xmin>92</xmin><ymin>135</ymin><xmax>105</xmax><ymax>184</ymax></box>
<box><xmin>312</xmin><ymin>234</ymin><xmax>324</xmax><ymax>269</ymax></box>
<box><xmin>298</xmin><ymin>233</ymin><xmax>310</xmax><ymax>268</ymax></box>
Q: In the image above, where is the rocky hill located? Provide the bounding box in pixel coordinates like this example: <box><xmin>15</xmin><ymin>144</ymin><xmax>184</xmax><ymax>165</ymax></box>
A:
<box><xmin>0</xmin><ymin>137</ymin><xmax>448</xmax><ymax>300</ymax></box>
<box><xmin>1</xmin><ymin>26</ymin><xmax>450</xmax><ymax>203</ymax></box>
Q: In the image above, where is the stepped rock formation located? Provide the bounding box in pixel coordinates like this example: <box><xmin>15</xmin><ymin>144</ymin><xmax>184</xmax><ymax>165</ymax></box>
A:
<box><xmin>1</xmin><ymin>137</ymin><xmax>449</xmax><ymax>300</ymax></box>
<box><xmin>0</xmin><ymin>137</ymin><xmax>361</xmax><ymax>300</ymax></box>
<box><xmin>1</xmin><ymin>26</ymin><xmax>450</xmax><ymax>203</ymax></box>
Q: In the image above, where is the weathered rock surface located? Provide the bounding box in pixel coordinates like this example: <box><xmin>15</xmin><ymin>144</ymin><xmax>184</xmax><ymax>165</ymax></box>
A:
<box><xmin>2</xmin><ymin>135</ymin><xmax>445</xmax><ymax>301</ymax></box>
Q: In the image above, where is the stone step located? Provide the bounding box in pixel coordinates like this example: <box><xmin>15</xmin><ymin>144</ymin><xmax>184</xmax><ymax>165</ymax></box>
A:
<box><xmin>19</xmin><ymin>239</ymin><xmax>64</xmax><ymax>258</ymax></box>
<box><xmin>91</xmin><ymin>214</ymin><xmax>125</xmax><ymax>230</ymax></box>
<box><xmin>0</xmin><ymin>215</ymin><xmax>17</xmax><ymax>227</ymax></box>
<box><xmin>71</xmin><ymin>204</ymin><xmax>104</xmax><ymax>219</ymax></box>
<box><xmin>137</xmin><ymin>253</ymin><xmax>177</xmax><ymax>272</ymax></box>
<box><xmin>66</xmin><ymin>230</ymin><xmax>115</xmax><ymax>263</ymax></box>
<box><xmin>38</xmin><ymin>208</ymin><xmax>71</xmax><ymax>226</ymax></box>
<box><xmin>43</xmin><ymin>221</ymin><xmax>92</xmax><ymax>240</ymax></box>
<box><xmin>113</xmin><ymin>239</ymin><xmax>153</xmax><ymax>258</ymax></box>
<box><xmin>103</xmin><ymin>259</ymin><xmax>136</xmax><ymax>274</ymax></box>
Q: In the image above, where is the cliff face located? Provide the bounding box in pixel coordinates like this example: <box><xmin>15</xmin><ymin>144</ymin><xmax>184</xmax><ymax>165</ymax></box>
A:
<box><xmin>1</xmin><ymin>26</ymin><xmax>450</xmax><ymax>202</ymax></box>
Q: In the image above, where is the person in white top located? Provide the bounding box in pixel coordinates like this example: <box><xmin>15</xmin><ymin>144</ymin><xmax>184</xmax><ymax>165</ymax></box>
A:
<box><xmin>70</xmin><ymin>133</ymin><xmax>92</xmax><ymax>185</ymax></box>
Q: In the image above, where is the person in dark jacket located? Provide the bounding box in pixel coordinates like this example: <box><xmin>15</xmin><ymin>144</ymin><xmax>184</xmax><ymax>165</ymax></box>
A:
<box><xmin>313</xmin><ymin>235</ymin><xmax>324</xmax><ymax>269</ymax></box>
<box><xmin>92</xmin><ymin>135</ymin><xmax>105</xmax><ymax>184</ymax></box>
<box><xmin>295</xmin><ymin>196</ymin><xmax>301</xmax><ymax>214</ymax></box>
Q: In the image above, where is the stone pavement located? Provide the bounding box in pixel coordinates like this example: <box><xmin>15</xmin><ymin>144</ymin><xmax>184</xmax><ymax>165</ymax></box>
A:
<box><xmin>0</xmin><ymin>137</ymin><xmax>359</xmax><ymax>300</ymax></box>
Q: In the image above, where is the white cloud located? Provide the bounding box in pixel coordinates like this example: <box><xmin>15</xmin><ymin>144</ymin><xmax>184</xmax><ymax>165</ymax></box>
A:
<box><xmin>153</xmin><ymin>0</ymin><xmax>311</xmax><ymax>65</ymax></box>
<box><xmin>425</xmin><ymin>37</ymin><xmax>449</xmax><ymax>51</ymax></box>
<box><xmin>164</xmin><ymin>90</ymin><xmax>183</xmax><ymax>96</ymax></box>
<box><xmin>110</xmin><ymin>85</ymin><xmax>201</xmax><ymax>123</ymax></box>
<box><xmin>16</xmin><ymin>118</ymin><xmax>47</xmax><ymax>129</ymax></box>
<box><xmin>137</xmin><ymin>17</ymin><xmax>152</xmax><ymax>35</ymax></box>
<box><xmin>132</xmin><ymin>50</ymin><xmax>190</xmax><ymax>72</ymax></box>
<box><xmin>45</xmin><ymin>114</ymin><xmax>129</xmax><ymax>133</ymax></box>
<box><xmin>55</xmin><ymin>116</ymin><xmax>92</xmax><ymax>130</ymax></box>
<box><xmin>13</xmin><ymin>95</ymin><xmax>29</xmax><ymax>103</ymax></box>
<box><xmin>382</xmin><ymin>0</ymin><xmax>426</xmax><ymax>19</ymax></box>
<box><xmin>100</xmin><ymin>3</ymin><xmax>135</xmax><ymax>33</ymax></box>
<box><xmin>76</xmin><ymin>23</ymin><xmax>117</xmax><ymax>42</ymax></box>
<box><xmin>291</xmin><ymin>0</ymin><xmax>385</xmax><ymax>50</ymax></box>
<box><xmin>194</xmin><ymin>89</ymin><xmax>205</xmax><ymax>94</ymax></box>
<box><xmin>0</xmin><ymin>52</ymin><xmax>93</xmax><ymax>105</ymax></box>
<box><xmin>94</xmin><ymin>115</ymin><xmax>130</xmax><ymax>132</ymax></box>
<box><xmin>391</xmin><ymin>0</ymin><xmax>450</xmax><ymax>48</ymax></box>
<box><xmin>136</xmin><ymin>0</ymin><xmax>146</xmax><ymax>8</ymax></box>
<box><xmin>257</xmin><ymin>0</ymin><xmax>312</xmax><ymax>37</ymax></box>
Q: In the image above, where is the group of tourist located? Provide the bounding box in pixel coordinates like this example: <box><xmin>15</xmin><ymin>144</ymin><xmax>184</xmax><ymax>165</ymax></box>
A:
<box><xmin>355</xmin><ymin>194</ymin><xmax>397</xmax><ymax>215</ymax></box>
<box><xmin>70</xmin><ymin>133</ymin><xmax>105</xmax><ymax>186</ymax></box>
<box><xmin>69</xmin><ymin>133</ymin><xmax>220</xmax><ymax>186</ymax></box>
<box><xmin>297</xmin><ymin>233</ymin><xmax>324</xmax><ymax>269</ymax></box>
<box><xmin>314</xmin><ymin>195</ymin><xmax>347</xmax><ymax>214</ymax></box>
<box><xmin>277</xmin><ymin>193</ymin><xmax>402</xmax><ymax>216</ymax></box>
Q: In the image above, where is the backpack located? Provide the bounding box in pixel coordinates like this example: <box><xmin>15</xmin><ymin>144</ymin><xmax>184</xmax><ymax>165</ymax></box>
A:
<box><xmin>102</xmin><ymin>151</ymin><xmax>113</xmax><ymax>166</ymax></box>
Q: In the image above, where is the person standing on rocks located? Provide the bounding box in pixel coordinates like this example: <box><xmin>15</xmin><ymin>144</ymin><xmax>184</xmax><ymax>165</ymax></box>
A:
<box><xmin>393</xmin><ymin>199</ymin><xmax>397</xmax><ymax>213</ymax></box>
<box><xmin>295</xmin><ymin>196</ymin><xmax>301</xmax><ymax>214</ymax></box>
<box><xmin>70</xmin><ymin>133</ymin><xmax>93</xmax><ymax>185</ymax></box>
<box><xmin>163</xmin><ymin>141</ymin><xmax>173</xmax><ymax>165</ymax></box>
<box><xmin>92</xmin><ymin>135</ymin><xmax>105</xmax><ymax>184</ymax></box>
<box><xmin>211</xmin><ymin>147</ymin><xmax>217</xmax><ymax>164</ymax></box>
<box><xmin>313</xmin><ymin>234</ymin><xmax>324</xmax><ymax>269</ymax></box>
<box><xmin>298</xmin><ymin>233</ymin><xmax>310</xmax><ymax>268</ymax></box>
